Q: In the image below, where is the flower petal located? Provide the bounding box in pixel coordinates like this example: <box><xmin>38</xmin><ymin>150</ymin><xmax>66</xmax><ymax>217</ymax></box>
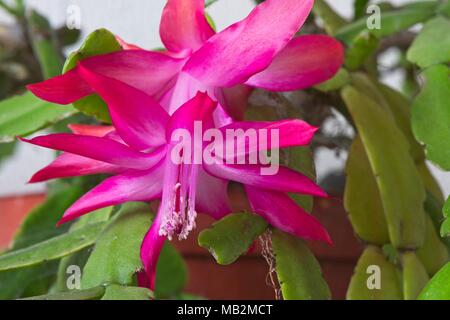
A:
<box><xmin>77</xmin><ymin>63</ymin><xmax>169</xmax><ymax>149</ymax></box>
<box><xmin>68</xmin><ymin>124</ymin><xmax>114</xmax><ymax>137</ymax></box>
<box><xmin>140</xmin><ymin>211</ymin><xmax>166</xmax><ymax>290</ymax></box>
<box><xmin>27</xmin><ymin>70</ymin><xmax>93</xmax><ymax>105</ymax></box>
<box><xmin>166</xmin><ymin>91</ymin><xmax>216</xmax><ymax>139</ymax></box>
<box><xmin>20</xmin><ymin>134</ymin><xmax>165</xmax><ymax>170</ymax></box>
<box><xmin>183</xmin><ymin>0</ymin><xmax>314</xmax><ymax>87</ymax></box>
<box><xmin>59</xmin><ymin>164</ymin><xmax>164</xmax><ymax>224</ymax></box>
<box><xmin>215</xmin><ymin>85</ymin><xmax>253</xmax><ymax>120</ymax></box>
<box><xmin>246</xmin><ymin>186</ymin><xmax>332</xmax><ymax>244</ymax></box>
<box><xmin>246</xmin><ymin>35</ymin><xmax>344</xmax><ymax>91</ymax></box>
<box><xmin>219</xmin><ymin>119</ymin><xmax>318</xmax><ymax>158</ymax></box>
<box><xmin>29</xmin><ymin>153</ymin><xmax>123</xmax><ymax>183</ymax></box>
<box><xmin>160</xmin><ymin>0</ymin><xmax>215</xmax><ymax>52</ymax></box>
<box><xmin>196</xmin><ymin>167</ymin><xmax>231</xmax><ymax>219</ymax></box>
<box><xmin>28</xmin><ymin>50</ymin><xmax>184</xmax><ymax>104</ymax></box>
<box><xmin>204</xmin><ymin>163</ymin><xmax>327</xmax><ymax>197</ymax></box>
<box><xmin>115</xmin><ymin>35</ymin><xmax>143</xmax><ymax>50</ymax></box>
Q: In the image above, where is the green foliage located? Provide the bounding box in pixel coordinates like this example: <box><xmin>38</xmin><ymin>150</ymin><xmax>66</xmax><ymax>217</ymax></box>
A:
<box><xmin>0</xmin><ymin>222</ymin><xmax>106</xmax><ymax>271</ymax></box>
<box><xmin>412</xmin><ymin>65</ymin><xmax>450</xmax><ymax>170</ymax></box>
<box><xmin>407</xmin><ymin>17</ymin><xmax>450</xmax><ymax>68</ymax></box>
<box><xmin>442</xmin><ymin>197</ymin><xmax>450</xmax><ymax>238</ymax></box>
<box><xmin>347</xmin><ymin>246</ymin><xmax>403</xmax><ymax>300</ymax></box>
<box><xmin>342</xmin><ymin>85</ymin><xmax>426</xmax><ymax>249</ymax></box>
<box><xmin>345</xmin><ymin>136</ymin><xmax>390</xmax><ymax>245</ymax></box>
<box><xmin>345</xmin><ymin>31</ymin><xmax>379</xmax><ymax>70</ymax></box>
<box><xmin>314</xmin><ymin>68</ymin><xmax>350</xmax><ymax>92</ymax></box>
<box><xmin>81</xmin><ymin>206</ymin><xmax>152</xmax><ymax>289</ymax></box>
<box><xmin>198</xmin><ymin>213</ymin><xmax>268</xmax><ymax>265</ymax></box>
<box><xmin>312</xmin><ymin>0</ymin><xmax>347</xmax><ymax>35</ymax></box>
<box><xmin>402</xmin><ymin>251</ymin><xmax>429</xmax><ymax>300</ymax></box>
<box><xmin>0</xmin><ymin>92</ymin><xmax>76</xmax><ymax>143</ymax></box>
<box><xmin>21</xmin><ymin>286</ymin><xmax>106</xmax><ymax>300</ymax></box>
<box><xmin>272</xmin><ymin>230</ymin><xmax>331</xmax><ymax>300</ymax></box>
<box><xmin>102</xmin><ymin>285</ymin><xmax>153</xmax><ymax>300</ymax></box>
<box><xmin>63</xmin><ymin>29</ymin><xmax>122</xmax><ymax>123</ymax></box>
<box><xmin>335</xmin><ymin>5</ymin><xmax>436</xmax><ymax>44</ymax></box>
<box><xmin>155</xmin><ymin>242</ymin><xmax>188</xmax><ymax>299</ymax></box>
<box><xmin>419</xmin><ymin>263</ymin><xmax>450</xmax><ymax>300</ymax></box>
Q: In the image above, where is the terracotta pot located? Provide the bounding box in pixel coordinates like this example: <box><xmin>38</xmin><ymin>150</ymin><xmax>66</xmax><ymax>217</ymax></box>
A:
<box><xmin>0</xmin><ymin>194</ymin><xmax>362</xmax><ymax>300</ymax></box>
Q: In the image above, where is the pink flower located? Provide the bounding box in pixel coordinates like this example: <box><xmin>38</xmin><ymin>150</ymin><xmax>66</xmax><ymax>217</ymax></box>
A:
<box><xmin>22</xmin><ymin>65</ymin><xmax>330</xmax><ymax>289</ymax></box>
<box><xmin>27</xmin><ymin>0</ymin><xmax>344</xmax><ymax>122</ymax></box>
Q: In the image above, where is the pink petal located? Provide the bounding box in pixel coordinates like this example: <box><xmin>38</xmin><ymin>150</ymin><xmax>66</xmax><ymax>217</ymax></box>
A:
<box><xmin>166</xmin><ymin>91</ymin><xmax>217</xmax><ymax>139</ymax></box>
<box><xmin>68</xmin><ymin>124</ymin><xmax>114</xmax><ymax>137</ymax></box>
<box><xmin>246</xmin><ymin>35</ymin><xmax>344</xmax><ymax>91</ymax></box>
<box><xmin>77</xmin><ymin>63</ymin><xmax>169</xmax><ymax>149</ymax></box>
<box><xmin>204</xmin><ymin>163</ymin><xmax>327</xmax><ymax>197</ymax></box>
<box><xmin>196</xmin><ymin>167</ymin><xmax>231</xmax><ymax>220</ymax></box>
<box><xmin>115</xmin><ymin>35</ymin><xmax>143</xmax><ymax>50</ymax></box>
<box><xmin>20</xmin><ymin>134</ymin><xmax>165</xmax><ymax>170</ymax></box>
<box><xmin>27</xmin><ymin>70</ymin><xmax>93</xmax><ymax>105</ymax></box>
<box><xmin>160</xmin><ymin>0</ymin><xmax>215</xmax><ymax>52</ymax></box>
<box><xmin>59</xmin><ymin>164</ymin><xmax>164</xmax><ymax>224</ymax></box>
<box><xmin>28</xmin><ymin>50</ymin><xmax>184</xmax><ymax>104</ymax></box>
<box><xmin>140</xmin><ymin>211</ymin><xmax>166</xmax><ymax>290</ymax></box>
<box><xmin>246</xmin><ymin>186</ymin><xmax>332</xmax><ymax>244</ymax></box>
<box><xmin>183</xmin><ymin>0</ymin><xmax>314</xmax><ymax>87</ymax></box>
<box><xmin>215</xmin><ymin>85</ymin><xmax>253</xmax><ymax>120</ymax></box>
<box><xmin>29</xmin><ymin>153</ymin><xmax>123</xmax><ymax>183</ymax></box>
<box><xmin>219</xmin><ymin>119</ymin><xmax>318</xmax><ymax>158</ymax></box>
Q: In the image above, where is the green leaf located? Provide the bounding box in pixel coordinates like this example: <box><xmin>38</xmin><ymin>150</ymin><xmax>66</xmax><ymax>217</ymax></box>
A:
<box><xmin>347</xmin><ymin>246</ymin><xmax>403</xmax><ymax>300</ymax></box>
<box><xmin>354</xmin><ymin>0</ymin><xmax>369</xmax><ymax>19</ymax></box>
<box><xmin>63</xmin><ymin>28</ymin><xmax>122</xmax><ymax>123</ymax></box>
<box><xmin>272</xmin><ymin>230</ymin><xmax>330</xmax><ymax>300</ymax></box>
<box><xmin>335</xmin><ymin>6</ymin><xmax>435</xmax><ymax>44</ymax></box>
<box><xmin>412</xmin><ymin>65</ymin><xmax>450</xmax><ymax>170</ymax></box>
<box><xmin>417</xmin><ymin>216</ymin><xmax>448</xmax><ymax>276</ymax></box>
<box><xmin>314</xmin><ymin>68</ymin><xmax>350</xmax><ymax>92</ymax></box>
<box><xmin>345</xmin><ymin>31</ymin><xmax>379</xmax><ymax>71</ymax></box>
<box><xmin>312</xmin><ymin>0</ymin><xmax>347</xmax><ymax>35</ymax></box>
<box><xmin>22</xmin><ymin>286</ymin><xmax>105</xmax><ymax>300</ymax></box>
<box><xmin>54</xmin><ymin>207</ymin><xmax>114</xmax><ymax>292</ymax></box>
<box><xmin>101</xmin><ymin>285</ymin><xmax>153</xmax><ymax>300</ymax></box>
<box><xmin>407</xmin><ymin>17</ymin><xmax>450</xmax><ymax>68</ymax></box>
<box><xmin>0</xmin><ymin>222</ymin><xmax>106</xmax><ymax>271</ymax></box>
<box><xmin>0</xmin><ymin>92</ymin><xmax>77</xmax><ymax>143</ymax></box>
<box><xmin>344</xmin><ymin>136</ymin><xmax>390</xmax><ymax>245</ymax></box>
<box><xmin>442</xmin><ymin>197</ymin><xmax>450</xmax><ymax>238</ymax></box>
<box><xmin>198</xmin><ymin>213</ymin><xmax>268</xmax><ymax>265</ymax></box>
<box><xmin>402</xmin><ymin>251</ymin><xmax>429</xmax><ymax>300</ymax></box>
<box><xmin>81</xmin><ymin>205</ymin><xmax>152</xmax><ymax>288</ymax></box>
<box><xmin>342</xmin><ymin>85</ymin><xmax>426</xmax><ymax>249</ymax></box>
<box><xmin>155</xmin><ymin>241</ymin><xmax>188</xmax><ymax>299</ymax></box>
<box><xmin>419</xmin><ymin>262</ymin><xmax>450</xmax><ymax>300</ymax></box>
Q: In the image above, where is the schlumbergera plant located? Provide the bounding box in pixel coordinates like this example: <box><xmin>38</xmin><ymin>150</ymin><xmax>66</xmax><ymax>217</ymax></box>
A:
<box><xmin>0</xmin><ymin>0</ymin><xmax>449</xmax><ymax>301</ymax></box>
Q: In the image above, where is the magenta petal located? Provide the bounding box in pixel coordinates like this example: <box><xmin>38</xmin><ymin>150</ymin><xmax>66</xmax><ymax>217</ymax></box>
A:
<box><xmin>27</xmin><ymin>70</ymin><xmax>93</xmax><ymax>105</ymax></box>
<box><xmin>21</xmin><ymin>134</ymin><xmax>165</xmax><ymax>170</ymax></box>
<box><xmin>215</xmin><ymin>85</ymin><xmax>253</xmax><ymax>120</ymax></box>
<box><xmin>68</xmin><ymin>124</ymin><xmax>114</xmax><ymax>137</ymax></box>
<box><xmin>29</xmin><ymin>153</ymin><xmax>123</xmax><ymax>183</ymax></box>
<box><xmin>204</xmin><ymin>163</ymin><xmax>327</xmax><ymax>197</ymax></box>
<box><xmin>160</xmin><ymin>0</ymin><xmax>215</xmax><ymax>53</ymax></box>
<box><xmin>220</xmin><ymin>119</ymin><xmax>318</xmax><ymax>152</ymax></box>
<box><xmin>247</xmin><ymin>35</ymin><xmax>345</xmax><ymax>91</ymax></box>
<box><xmin>77</xmin><ymin>63</ymin><xmax>169</xmax><ymax>149</ymax></box>
<box><xmin>246</xmin><ymin>186</ymin><xmax>332</xmax><ymax>244</ymax></box>
<box><xmin>183</xmin><ymin>0</ymin><xmax>314</xmax><ymax>87</ymax></box>
<box><xmin>166</xmin><ymin>91</ymin><xmax>217</xmax><ymax>139</ymax></box>
<box><xmin>196</xmin><ymin>168</ymin><xmax>231</xmax><ymax>220</ymax></box>
<box><xmin>115</xmin><ymin>35</ymin><xmax>143</xmax><ymax>50</ymax></box>
<box><xmin>140</xmin><ymin>211</ymin><xmax>166</xmax><ymax>290</ymax></box>
<box><xmin>59</xmin><ymin>165</ymin><xmax>164</xmax><ymax>224</ymax></box>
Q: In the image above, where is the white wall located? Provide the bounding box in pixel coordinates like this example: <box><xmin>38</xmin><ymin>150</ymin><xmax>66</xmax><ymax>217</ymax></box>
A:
<box><xmin>0</xmin><ymin>0</ymin><xmax>449</xmax><ymax>197</ymax></box>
